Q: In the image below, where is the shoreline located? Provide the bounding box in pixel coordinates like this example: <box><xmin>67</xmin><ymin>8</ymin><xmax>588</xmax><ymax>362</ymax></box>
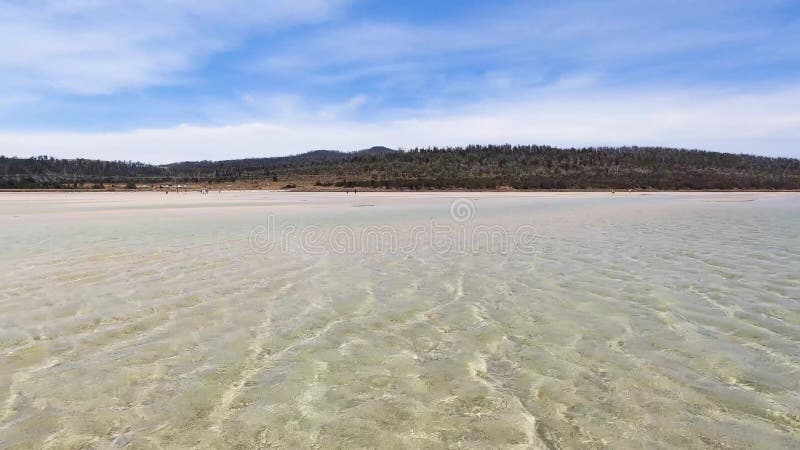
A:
<box><xmin>2</xmin><ymin>188</ymin><xmax>799</xmax><ymax>193</ymax></box>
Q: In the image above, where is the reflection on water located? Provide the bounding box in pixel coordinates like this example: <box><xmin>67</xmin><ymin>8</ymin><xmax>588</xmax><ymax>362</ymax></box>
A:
<box><xmin>0</xmin><ymin>192</ymin><xmax>798</xmax><ymax>449</ymax></box>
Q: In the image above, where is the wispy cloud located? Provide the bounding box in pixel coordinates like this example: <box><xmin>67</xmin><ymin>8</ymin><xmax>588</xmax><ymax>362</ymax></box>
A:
<box><xmin>0</xmin><ymin>0</ymin><xmax>348</xmax><ymax>94</ymax></box>
<box><xmin>249</xmin><ymin>0</ymin><xmax>800</xmax><ymax>127</ymax></box>
<box><xmin>258</xmin><ymin>0</ymin><xmax>793</xmax><ymax>85</ymax></box>
<box><xmin>198</xmin><ymin>91</ymin><xmax>372</xmax><ymax>124</ymax></box>
<box><xmin>2</xmin><ymin>84</ymin><xmax>798</xmax><ymax>163</ymax></box>
<box><xmin>0</xmin><ymin>0</ymin><xmax>798</xmax><ymax>158</ymax></box>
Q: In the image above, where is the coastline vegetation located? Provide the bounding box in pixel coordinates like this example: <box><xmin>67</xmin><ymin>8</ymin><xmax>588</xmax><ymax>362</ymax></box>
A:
<box><xmin>2</xmin><ymin>145</ymin><xmax>799</xmax><ymax>190</ymax></box>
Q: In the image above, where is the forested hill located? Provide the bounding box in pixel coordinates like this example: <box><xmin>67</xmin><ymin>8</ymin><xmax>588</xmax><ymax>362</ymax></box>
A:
<box><xmin>2</xmin><ymin>145</ymin><xmax>799</xmax><ymax>190</ymax></box>
<box><xmin>0</xmin><ymin>156</ymin><xmax>166</xmax><ymax>188</ymax></box>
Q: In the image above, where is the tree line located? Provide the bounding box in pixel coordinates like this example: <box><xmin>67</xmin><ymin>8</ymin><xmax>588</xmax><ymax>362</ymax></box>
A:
<box><xmin>2</xmin><ymin>145</ymin><xmax>799</xmax><ymax>189</ymax></box>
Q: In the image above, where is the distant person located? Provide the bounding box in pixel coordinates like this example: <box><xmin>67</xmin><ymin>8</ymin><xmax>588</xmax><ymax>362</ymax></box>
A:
<box><xmin>354</xmin><ymin>188</ymin><xmax>357</xmax><ymax>195</ymax></box>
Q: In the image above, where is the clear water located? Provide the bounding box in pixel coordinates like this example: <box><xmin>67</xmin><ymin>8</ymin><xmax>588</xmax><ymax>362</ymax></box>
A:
<box><xmin>0</xmin><ymin>192</ymin><xmax>798</xmax><ymax>449</ymax></box>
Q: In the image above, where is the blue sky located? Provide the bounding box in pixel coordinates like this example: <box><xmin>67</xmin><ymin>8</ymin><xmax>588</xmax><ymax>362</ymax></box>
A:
<box><xmin>0</xmin><ymin>0</ymin><xmax>799</xmax><ymax>163</ymax></box>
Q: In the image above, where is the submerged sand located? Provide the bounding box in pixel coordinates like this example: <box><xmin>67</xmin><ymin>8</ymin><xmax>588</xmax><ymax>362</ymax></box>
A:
<box><xmin>0</xmin><ymin>191</ymin><xmax>798</xmax><ymax>448</ymax></box>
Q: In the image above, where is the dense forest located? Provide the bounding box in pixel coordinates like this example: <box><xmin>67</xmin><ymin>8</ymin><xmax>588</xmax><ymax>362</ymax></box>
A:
<box><xmin>2</xmin><ymin>145</ymin><xmax>799</xmax><ymax>190</ymax></box>
<box><xmin>0</xmin><ymin>155</ymin><xmax>167</xmax><ymax>189</ymax></box>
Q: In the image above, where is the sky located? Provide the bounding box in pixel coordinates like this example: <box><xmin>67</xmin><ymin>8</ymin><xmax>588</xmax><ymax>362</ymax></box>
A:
<box><xmin>0</xmin><ymin>0</ymin><xmax>799</xmax><ymax>163</ymax></box>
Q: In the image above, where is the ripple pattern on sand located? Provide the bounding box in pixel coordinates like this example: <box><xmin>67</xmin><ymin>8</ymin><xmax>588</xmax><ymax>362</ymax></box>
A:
<box><xmin>0</xmin><ymin>192</ymin><xmax>798</xmax><ymax>449</ymax></box>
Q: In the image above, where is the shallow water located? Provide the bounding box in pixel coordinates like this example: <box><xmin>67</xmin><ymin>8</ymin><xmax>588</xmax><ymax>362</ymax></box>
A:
<box><xmin>0</xmin><ymin>191</ymin><xmax>798</xmax><ymax>449</ymax></box>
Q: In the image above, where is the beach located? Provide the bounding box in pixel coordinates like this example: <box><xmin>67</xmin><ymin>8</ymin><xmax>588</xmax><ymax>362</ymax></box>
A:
<box><xmin>1</xmin><ymin>191</ymin><xmax>798</xmax><ymax>448</ymax></box>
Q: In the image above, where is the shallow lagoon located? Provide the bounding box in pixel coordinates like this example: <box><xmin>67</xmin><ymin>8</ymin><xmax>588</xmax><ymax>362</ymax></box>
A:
<box><xmin>1</xmin><ymin>191</ymin><xmax>798</xmax><ymax>448</ymax></box>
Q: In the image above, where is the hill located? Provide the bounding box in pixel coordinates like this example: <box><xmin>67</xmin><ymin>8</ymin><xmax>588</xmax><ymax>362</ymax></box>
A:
<box><xmin>2</xmin><ymin>145</ymin><xmax>799</xmax><ymax>190</ymax></box>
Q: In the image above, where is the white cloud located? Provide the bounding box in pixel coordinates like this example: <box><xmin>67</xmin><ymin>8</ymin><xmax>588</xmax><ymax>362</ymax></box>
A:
<box><xmin>2</xmin><ymin>85</ymin><xmax>798</xmax><ymax>163</ymax></box>
<box><xmin>0</xmin><ymin>0</ymin><xmax>348</xmax><ymax>94</ymax></box>
<box><xmin>257</xmin><ymin>0</ymin><xmax>775</xmax><ymax>78</ymax></box>
<box><xmin>197</xmin><ymin>92</ymin><xmax>372</xmax><ymax>124</ymax></box>
<box><xmin>0</xmin><ymin>0</ymin><xmax>797</xmax><ymax>161</ymax></box>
